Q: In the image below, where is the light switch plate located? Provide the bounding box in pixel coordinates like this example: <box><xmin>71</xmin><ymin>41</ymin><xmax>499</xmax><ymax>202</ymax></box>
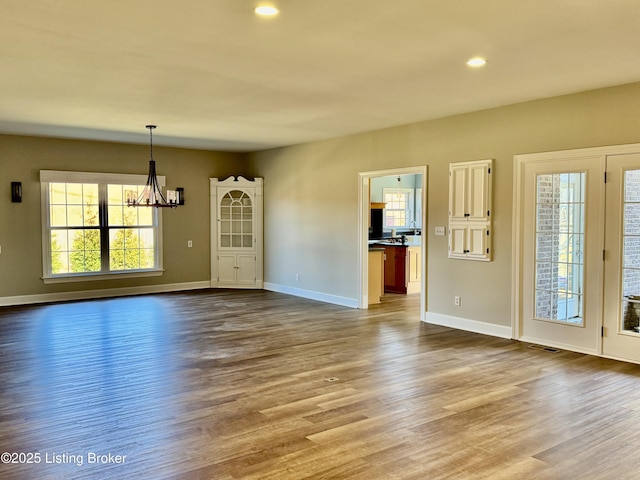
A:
<box><xmin>435</xmin><ymin>226</ymin><xmax>446</xmax><ymax>236</ymax></box>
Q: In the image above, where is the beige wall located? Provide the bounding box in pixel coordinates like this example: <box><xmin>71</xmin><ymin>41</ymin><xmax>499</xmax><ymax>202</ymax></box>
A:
<box><xmin>0</xmin><ymin>134</ymin><xmax>246</xmax><ymax>299</ymax></box>
<box><xmin>249</xmin><ymin>81</ymin><xmax>640</xmax><ymax>327</ymax></box>
<box><xmin>4</xmin><ymin>81</ymin><xmax>640</xmax><ymax>324</ymax></box>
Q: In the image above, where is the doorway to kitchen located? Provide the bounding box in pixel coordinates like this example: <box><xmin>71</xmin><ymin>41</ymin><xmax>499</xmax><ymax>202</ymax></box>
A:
<box><xmin>358</xmin><ymin>166</ymin><xmax>427</xmax><ymax>320</ymax></box>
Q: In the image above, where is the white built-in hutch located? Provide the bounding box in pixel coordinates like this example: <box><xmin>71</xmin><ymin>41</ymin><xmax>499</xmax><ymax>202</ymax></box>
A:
<box><xmin>210</xmin><ymin>176</ymin><xmax>263</xmax><ymax>288</ymax></box>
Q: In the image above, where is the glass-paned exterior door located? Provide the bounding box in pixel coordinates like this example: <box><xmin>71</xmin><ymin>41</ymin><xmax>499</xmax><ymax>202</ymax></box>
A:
<box><xmin>519</xmin><ymin>155</ymin><xmax>603</xmax><ymax>356</ymax></box>
<box><xmin>535</xmin><ymin>173</ymin><xmax>585</xmax><ymax>325</ymax></box>
<box><xmin>219</xmin><ymin>190</ymin><xmax>253</xmax><ymax>249</ymax></box>
<box><xmin>621</xmin><ymin>169</ymin><xmax>640</xmax><ymax>334</ymax></box>
<box><xmin>603</xmin><ymin>154</ymin><xmax>640</xmax><ymax>363</ymax></box>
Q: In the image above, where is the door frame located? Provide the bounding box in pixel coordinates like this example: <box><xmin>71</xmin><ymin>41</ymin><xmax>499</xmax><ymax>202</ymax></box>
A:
<box><xmin>358</xmin><ymin>165</ymin><xmax>427</xmax><ymax>320</ymax></box>
<box><xmin>602</xmin><ymin>153</ymin><xmax>640</xmax><ymax>364</ymax></box>
<box><xmin>512</xmin><ymin>142</ymin><xmax>640</xmax><ymax>356</ymax></box>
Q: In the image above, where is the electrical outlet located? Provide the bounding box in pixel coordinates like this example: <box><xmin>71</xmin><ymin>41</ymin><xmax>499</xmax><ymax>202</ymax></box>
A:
<box><xmin>295</xmin><ymin>273</ymin><xmax>300</xmax><ymax>282</ymax></box>
<box><xmin>187</xmin><ymin>240</ymin><xmax>193</xmax><ymax>248</ymax></box>
<box><xmin>454</xmin><ymin>296</ymin><xmax>461</xmax><ymax>306</ymax></box>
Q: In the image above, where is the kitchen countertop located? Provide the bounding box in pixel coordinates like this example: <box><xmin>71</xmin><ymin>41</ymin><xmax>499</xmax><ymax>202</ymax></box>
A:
<box><xmin>369</xmin><ymin>237</ymin><xmax>421</xmax><ymax>247</ymax></box>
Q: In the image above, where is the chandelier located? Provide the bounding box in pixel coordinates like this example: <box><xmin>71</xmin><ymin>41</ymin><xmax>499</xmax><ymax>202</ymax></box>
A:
<box><xmin>127</xmin><ymin>125</ymin><xmax>182</xmax><ymax>208</ymax></box>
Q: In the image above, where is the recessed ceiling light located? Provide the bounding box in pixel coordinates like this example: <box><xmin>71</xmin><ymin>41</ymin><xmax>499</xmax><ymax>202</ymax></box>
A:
<box><xmin>255</xmin><ymin>5</ymin><xmax>279</xmax><ymax>16</ymax></box>
<box><xmin>467</xmin><ymin>57</ymin><xmax>487</xmax><ymax>68</ymax></box>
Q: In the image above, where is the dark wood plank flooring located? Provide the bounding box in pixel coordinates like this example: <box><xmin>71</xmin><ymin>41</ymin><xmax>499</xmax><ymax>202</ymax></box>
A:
<box><xmin>1</xmin><ymin>289</ymin><xmax>639</xmax><ymax>479</ymax></box>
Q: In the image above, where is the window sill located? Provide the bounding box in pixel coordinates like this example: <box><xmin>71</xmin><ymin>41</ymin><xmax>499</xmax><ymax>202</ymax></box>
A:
<box><xmin>42</xmin><ymin>270</ymin><xmax>164</xmax><ymax>284</ymax></box>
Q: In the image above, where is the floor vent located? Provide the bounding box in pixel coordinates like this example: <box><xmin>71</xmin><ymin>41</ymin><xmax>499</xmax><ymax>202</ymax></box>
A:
<box><xmin>528</xmin><ymin>344</ymin><xmax>561</xmax><ymax>353</ymax></box>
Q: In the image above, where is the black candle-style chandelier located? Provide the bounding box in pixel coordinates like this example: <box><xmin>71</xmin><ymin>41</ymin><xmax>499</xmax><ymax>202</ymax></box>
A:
<box><xmin>127</xmin><ymin>125</ymin><xmax>183</xmax><ymax>208</ymax></box>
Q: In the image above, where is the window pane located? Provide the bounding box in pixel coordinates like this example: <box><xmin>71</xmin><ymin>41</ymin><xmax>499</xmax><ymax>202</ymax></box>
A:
<box><xmin>51</xmin><ymin>230</ymin><xmax>69</xmax><ymax>274</ymax></box>
<box><xmin>68</xmin><ymin>230</ymin><xmax>101</xmax><ymax>273</ymax></box>
<box><xmin>109</xmin><ymin>227</ymin><xmax>154</xmax><ymax>271</ymax></box>
<box><xmin>535</xmin><ymin>262</ymin><xmax>553</xmax><ymax>290</ymax></box>
<box><xmin>140</xmin><ymin>249</ymin><xmax>155</xmax><ymax>269</ymax></box>
<box><xmin>536</xmin><ymin>204</ymin><xmax>557</xmax><ymax>233</ymax></box>
<box><xmin>137</xmin><ymin>208</ymin><xmax>153</xmax><ymax>226</ymax></box>
<box><xmin>50</xmin><ymin>183</ymin><xmax>67</xmax><ymax>204</ymax></box>
<box><xmin>624</xmin><ymin>236</ymin><xmax>640</xmax><ymax>269</ymax></box>
<box><xmin>51</xmin><ymin>229</ymin><xmax>68</xmax><ymax>251</ymax></box>
<box><xmin>109</xmin><ymin>205</ymin><xmax>123</xmax><ymax>226</ymax></box>
<box><xmin>623</xmin><ymin>268</ymin><xmax>640</xmax><ymax>298</ymax></box>
<box><xmin>624</xmin><ymin>170</ymin><xmax>640</xmax><ymax>202</ymax></box>
<box><xmin>623</xmin><ymin>300</ymin><xmax>640</xmax><ymax>333</ymax></box>
<box><xmin>83</xmin><ymin>184</ymin><xmax>98</xmax><ymax>202</ymax></box>
<box><xmin>84</xmin><ymin>204</ymin><xmax>99</xmax><ymax>227</ymax></box>
<box><xmin>621</xmin><ymin>169</ymin><xmax>640</xmax><ymax>332</ymax></box>
<box><xmin>66</xmin><ymin>183</ymin><xmax>83</xmax><ymax>204</ymax></box>
<box><xmin>108</xmin><ymin>184</ymin><xmax>124</xmax><ymax>204</ymax></box>
<box><xmin>139</xmin><ymin>228</ymin><xmax>154</xmax><ymax>249</ymax></box>
<box><xmin>534</xmin><ymin>172</ymin><xmax>585</xmax><ymax>325</ymax></box>
<box><xmin>50</xmin><ymin>205</ymin><xmax>67</xmax><ymax>227</ymax></box>
<box><xmin>67</xmin><ymin>205</ymin><xmax>84</xmax><ymax>227</ymax></box>
<box><xmin>123</xmin><ymin>207</ymin><xmax>139</xmax><ymax>227</ymax></box>
<box><xmin>50</xmin><ymin>228</ymin><xmax>101</xmax><ymax>274</ymax></box>
<box><xmin>536</xmin><ymin>233</ymin><xmax>554</xmax><ymax>261</ymax></box>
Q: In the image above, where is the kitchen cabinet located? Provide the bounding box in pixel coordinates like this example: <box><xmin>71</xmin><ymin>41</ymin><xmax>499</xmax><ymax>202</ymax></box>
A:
<box><xmin>378</xmin><ymin>244</ymin><xmax>421</xmax><ymax>295</ymax></box>
<box><xmin>448</xmin><ymin>159</ymin><xmax>492</xmax><ymax>261</ymax></box>
<box><xmin>406</xmin><ymin>245</ymin><xmax>421</xmax><ymax>294</ymax></box>
<box><xmin>368</xmin><ymin>248</ymin><xmax>384</xmax><ymax>304</ymax></box>
<box><xmin>210</xmin><ymin>176</ymin><xmax>263</xmax><ymax>288</ymax></box>
<box><xmin>381</xmin><ymin>245</ymin><xmax>407</xmax><ymax>294</ymax></box>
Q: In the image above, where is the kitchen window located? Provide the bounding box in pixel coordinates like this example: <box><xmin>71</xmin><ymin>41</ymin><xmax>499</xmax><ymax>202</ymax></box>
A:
<box><xmin>40</xmin><ymin>170</ymin><xmax>164</xmax><ymax>283</ymax></box>
<box><xmin>383</xmin><ymin>188</ymin><xmax>415</xmax><ymax>228</ymax></box>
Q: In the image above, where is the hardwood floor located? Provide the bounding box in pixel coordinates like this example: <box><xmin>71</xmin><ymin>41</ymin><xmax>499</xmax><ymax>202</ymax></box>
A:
<box><xmin>1</xmin><ymin>289</ymin><xmax>640</xmax><ymax>479</ymax></box>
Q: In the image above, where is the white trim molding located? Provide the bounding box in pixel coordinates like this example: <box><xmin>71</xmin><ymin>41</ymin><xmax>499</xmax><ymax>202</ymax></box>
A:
<box><xmin>424</xmin><ymin>312</ymin><xmax>512</xmax><ymax>339</ymax></box>
<box><xmin>0</xmin><ymin>281</ymin><xmax>210</xmax><ymax>307</ymax></box>
<box><xmin>264</xmin><ymin>282</ymin><xmax>359</xmax><ymax>309</ymax></box>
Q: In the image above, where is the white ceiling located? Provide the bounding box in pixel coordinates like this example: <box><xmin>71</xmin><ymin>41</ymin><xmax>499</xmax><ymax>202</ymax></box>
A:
<box><xmin>1</xmin><ymin>0</ymin><xmax>640</xmax><ymax>152</ymax></box>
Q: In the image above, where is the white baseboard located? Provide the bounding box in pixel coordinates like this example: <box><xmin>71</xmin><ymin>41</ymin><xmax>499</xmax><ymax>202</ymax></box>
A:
<box><xmin>424</xmin><ymin>312</ymin><xmax>513</xmax><ymax>339</ymax></box>
<box><xmin>0</xmin><ymin>281</ymin><xmax>211</xmax><ymax>307</ymax></box>
<box><xmin>264</xmin><ymin>282</ymin><xmax>359</xmax><ymax>309</ymax></box>
<box><xmin>518</xmin><ymin>335</ymin><xmax>599</xmax><ymax>357</ymax></box>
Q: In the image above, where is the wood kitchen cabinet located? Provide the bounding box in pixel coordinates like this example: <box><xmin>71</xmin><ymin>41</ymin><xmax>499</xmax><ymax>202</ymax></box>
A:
<box><xmin>379</xmin><ymin>244</ymin><xmax>421</xmax><ymax>295</ymax></box>
<box><xmin>406</xmin><ymin>245</ymin><xmax>421</xmax><ymax>294</ymax></box>
<box><xmin>380</xmin><ymin>245</ymin><xmax>407</xmax><ymax>294</ymax></box>
<box><xmin>368</xmin><ymin>248</ymin><xmax>384</xmax><ymax>304</ymax></box>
